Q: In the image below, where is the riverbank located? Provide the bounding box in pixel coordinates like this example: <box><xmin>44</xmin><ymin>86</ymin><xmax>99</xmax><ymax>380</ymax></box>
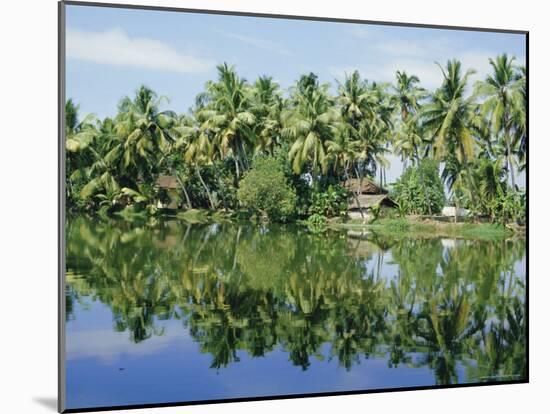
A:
<box><xmin>330</xmin><ymin>217</ymin><xmax>523</xmax><ymax>240</ymax></box>
<box><xmin>107</xmin><ymin>207</ymin><xmax>525</xmax><ymax>240</ymax></box>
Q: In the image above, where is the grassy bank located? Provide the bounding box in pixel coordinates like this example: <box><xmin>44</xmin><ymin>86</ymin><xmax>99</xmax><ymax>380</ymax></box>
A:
<box><xmin>331</xmin><ymin>217</ymin><xmax>520</xmax><ymax>240</ymax></box>
<box><xmin>134</xmin><ymin>208</ymin><xmax>523</xmax><ymax>241</ymax></box>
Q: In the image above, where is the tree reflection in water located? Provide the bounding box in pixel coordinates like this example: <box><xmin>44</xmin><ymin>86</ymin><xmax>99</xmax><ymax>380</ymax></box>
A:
<box><xmin>66</xmin><ymin>216</ymin><xmax>526</xmax><ymax>384</ymax></box>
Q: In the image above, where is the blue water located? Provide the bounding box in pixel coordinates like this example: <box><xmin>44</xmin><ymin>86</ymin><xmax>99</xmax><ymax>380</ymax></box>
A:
<box><xmin>64</xmin><ymin>217</ymin><xmax>526</xmax><ymax>409</ymax></box>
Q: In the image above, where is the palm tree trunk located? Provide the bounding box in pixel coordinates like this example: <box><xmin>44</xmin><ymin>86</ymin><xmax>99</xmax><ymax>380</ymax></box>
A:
<box><xmin>175</xmin><ymin>174</ymin><xmax>192</xmax><ymax>209</ymax></box>
<box><xmin>345</xmin><ymin>165</ymin><xmax>363</xmax><ymax>220</ymax></box>
<box><xmin>239</xmin><ymin>140</ymin><xmax>250</xmax><ymax>170</ymax></box>
<box><xmin>234</xmin><ymin>156</ymin><xmax>240</xmax><ymax>182</ymax></box>
<box><xmin>508</xmin><ymin>154</ymin><xmax>516</xmax><ymax>189</ymax></box>
<box><xmin>195</xmin><ymin>164</ymin><xmax>215</xmax><ymax>210</ymax></box>
<box><xmin>504</xmin><ymin>120</ymin><xmax>516</xmax><ymax>189</ymax></box>
<box><xmin>454</xmin><ymin>197</ymin><xmax>459</xmax><ymax>223</ymax></box>
<box><xmin>217</xmin><ymin>176</ymin><xmax>228</xmax><ymax>210</ymax></box>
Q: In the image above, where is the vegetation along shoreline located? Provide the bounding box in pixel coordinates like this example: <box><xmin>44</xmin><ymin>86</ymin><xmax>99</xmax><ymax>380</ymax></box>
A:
<box><xmin>66</xmin><ymin>56</ymin><xmax>526</xmax><ymax>239</ymax></box>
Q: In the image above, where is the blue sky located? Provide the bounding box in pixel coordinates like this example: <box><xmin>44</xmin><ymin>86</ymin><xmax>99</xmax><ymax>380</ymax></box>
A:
<box><xmin>66</xmin><ymin>4</ymin><xmax>526</xmax><ymax>185</ymax></box>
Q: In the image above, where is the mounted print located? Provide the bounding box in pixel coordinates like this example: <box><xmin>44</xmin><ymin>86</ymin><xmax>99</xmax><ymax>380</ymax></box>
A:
<box><xmin>59</xmin><ymin>1</ymin><xmax>528</xmax><ymax>412</ymax></box>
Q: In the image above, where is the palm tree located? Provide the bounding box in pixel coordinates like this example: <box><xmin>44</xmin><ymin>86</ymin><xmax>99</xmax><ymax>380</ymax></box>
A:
<box><xmin>391</xmin><ymin>71</ymin><xmax>426</xmax><ymax>168</ymax></box>
<box><xmin>180</xmin><ymin>120</ymin><xmax>216</xmax><ymax>210</ymax></box>
<box><xmin>422</xmin><ymin>60</ymin><xmax>477</xmax><ymax>220</ymax></box>
<box><xmin>114</xmin><ymin>85</ymin><xmax>177</xmax><ymax>183</ymax></box>
<box><xmin>196</xmin><ymin>63</ymin><xmax>256</xmax><ymax>181</ymax></box>
<box><xmin>475</xmin><ymin>54</ymin><xmax>524</xmax><ymax>188</ymax></box>
<box><xmin>283</xmin><ymin>77</ymin><xmax>340</xmax><ymax>181</ymax></box>
<box><xmin>327</xmin><ymin>124</ymin><xmax>364</xmax><ymax>217</ymax></box>
<box><xmin>394</xmin><ymin>118</ymin><xmax>424</xmax><ymax>168</ymax></box>
<box><xmin>78</xmin><ymin>86</ymin><xmax>177</xmax><ymax>206</ymax></box>
<box><xmin>392</xmin><ymin>71</ymin><xmax>426</xmax><ymax>122</ymax></box>
<box><xmin>249</xmin><ymin>76</ymin><xmax>284</xmax><ymax>155</ymax></box>
<box><xmin>514</xmin><ymin>66</ymin><xmax>527</xmax><ymax>172</ymax></box>
<box><xmin>65</xmin><ymin>99</ymin><xmax>97</xmax><ymax>152</ymax></box>
<box><xmin>475</xmin><ymin>158</ymin><xmax>506</xmax><ymax>220</ymax></box>
<box><xmin>423</xmin><ymin>60</ymin><xmax>476</xmax><ymax>165</ymax></box>
<box><xmin>337</xmin><ymin>70</ymin><xmax>370</xmax><ymax>130</ymax></box>
<box><xmin>65</xmin><ymin>99</ymin><xmax>98</xmax><ymax>204</ymax></box>
<box><xmin>78</xmin><ymin>117</ymin><xmax>122</xmax><ymax>204</ymax></box>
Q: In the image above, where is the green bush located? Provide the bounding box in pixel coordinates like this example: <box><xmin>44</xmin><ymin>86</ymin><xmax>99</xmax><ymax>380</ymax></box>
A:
<box><xmin>309</xmin><ymin>184</ymin><xmax>349</xmax><ymax>218</ymax></box>
<box><xmin>306</xmin><ymin>213</ymin><xmax>328</xmax><ymax>233</ymax></box>
<box><xmin>493</xmin><ymin>190</ymin><xmax>525</xmax><ymax>225</ymax></box>
<box><xmin>237</xmin><ymin>156</ymin><xmax>297</xmax><ymax>222</ymax></box>
<box><xmin>392</xmin><ymin>160</ymin><xmax>445</xmax><ymax>215</ymax></box>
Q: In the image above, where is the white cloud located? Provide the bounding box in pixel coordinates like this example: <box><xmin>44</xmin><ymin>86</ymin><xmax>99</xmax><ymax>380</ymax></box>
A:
<box><xmin>329</xmin><ymin>50</ymin><xmax>515</xmax><ymax>90</ymax></box>
<box><xmin>67</xmin><ymin>28</ymin><xmax>215</xmax><ymax>74</ymax></box>
<box><xmin>219</xmin><ymin>31</ymin><xmax>291</xmax><ymax>56</ymax></box>
<box><xmin>66</xmin><ymin>327</ymin><xmax>192</xmax><ymax>364</ymax></box>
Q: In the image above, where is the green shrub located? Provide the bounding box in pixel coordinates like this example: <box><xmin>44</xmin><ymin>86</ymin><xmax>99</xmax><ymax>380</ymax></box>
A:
<box><xmin>309</xmin><ymin>185</ymin><xmax>349</xmax><ymax>218</ymax></box>
<box><xmin>369</xmin><ymin>204</ymin><xmax>381</xmax><ymax>223</ymax></box>
<box><xmin>493</xmin><ymin>190</ymin><xmax>525</xmax><ymax>225</ymax></box>
<box><xmin>237</xmin><ymin>156</ymin><xmax>297</xmax><ymax>222</ymax></box>
<box><xmin>306</xmin><ymin>213</ymin><xmax>328</xmax><ymax>233</ymax></box>
<box><xmin>392</xmin><ymin>160</ymin><xmax>445</xmax><ymax>215</ymax></box>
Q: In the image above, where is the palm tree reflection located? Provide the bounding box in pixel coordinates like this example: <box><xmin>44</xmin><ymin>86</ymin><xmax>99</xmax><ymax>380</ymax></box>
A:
<box><xmin>66</xmin><ymin>217</ymin><xmax>526</xmax><ymax>383</ymax></box>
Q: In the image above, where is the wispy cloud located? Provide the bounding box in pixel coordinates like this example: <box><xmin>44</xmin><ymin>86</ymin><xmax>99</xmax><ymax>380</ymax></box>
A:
<box><xmin>219</xmin><ymin>31</ymin><xmax>291</xmax><ymax>55</ymax></box>
<box><xmin>332</xmin><ymin>29</ymin><xmax>518</xmax><ymax>90</ymax></box>
<box><xmin>67</xmin><ymin>28</ymin><xmax>215</xmax><ymax>74</ymax></box>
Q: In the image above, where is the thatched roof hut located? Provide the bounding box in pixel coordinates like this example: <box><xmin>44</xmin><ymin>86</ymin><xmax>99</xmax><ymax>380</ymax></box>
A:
<box><xmin>156</xmin><ymin>175</ymin><xmax>178</xmax><ymax>189</ymax></box>
<box><xmin>343</xmin><ymin>177</ymin><xmax>396</xmax><ymax>215</ymax></box>
<box><xmin>349</xmin><ymin>194</ymin><xmax>397</xmax><ymax>210</ymax></box>
<box><xmin>155</xmin><ymin>175</ymin><xmax>179</xmax><ymax>209</ymax></box>
<box><xmin>344</xmin><ymin>178</ymin><xmax>387</xmax><ymax>195</ymax></box>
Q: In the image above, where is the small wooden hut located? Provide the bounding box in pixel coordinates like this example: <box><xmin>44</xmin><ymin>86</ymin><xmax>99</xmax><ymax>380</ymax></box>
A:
<box><xmin>343</xmin><ymin>178</ymin><xmax>397</xmax><ymax>218</ymax></box>
<box><xmin>155</xmin><ymin>175</ymin><xmax>179</xmax><ymax>209</ymax></box>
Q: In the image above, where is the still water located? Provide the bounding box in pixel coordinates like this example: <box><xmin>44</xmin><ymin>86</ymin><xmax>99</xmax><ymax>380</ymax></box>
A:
<box><xmin>65</xmin><ymin>216</ymin><xmax>526</xmax><ymax>409</ymax></box>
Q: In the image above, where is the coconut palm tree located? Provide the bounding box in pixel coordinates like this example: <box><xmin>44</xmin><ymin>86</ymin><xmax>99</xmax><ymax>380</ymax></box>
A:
<box><xmin>283</xmin><ymin>78</ymin><xmax>340</xmax><ymax>180</ymax></box>
<box><xmin>475</xmin><ymin>158</ymin><xmax>506</xmax><ymax>220</ymax></box>
<box><xmin>391</xmin><ymin>71</ymin><xmax>426</xmax><ymax>168</ymax></box>
<box><xmin>65</xmin><ymin>99</ymin><xmax>97</xmax><ymax>152</ymax></box>
<box><xmin>327</xmin><ymin>124</ymin><xmax>365</xmax><ymax>216</ymax></box>
<box><xmin>423</xmin><ymin>60</ymin><xmax>476</xmax><ymax>165</ymax></box>
<box><xmin>392</xmin><ymin>70</ymin><xmax>426</xmax><ymax>122</ymax></box>
<box><xmin>475</xmin><ymin>54</ymin><xmax>524</xmax><ymax>188</ymax></box>
<box><xmin>337</xmin><ymin>70</ymin><xmax>370</xmax><ymax>130</ymax></box>
<box><xmin>180</xmin><ymin>119</ymin><xmax>216</xmax><ymax>210</ymax></box>
<box><xmin>65</xmin><ymin>99</ymin><xmax>98</xmax><ymax>205</ymax></box>
<box><xmin>249</xmin><ymin>76</ymin><xmax>284</xmax><ymax>155</ymax></box>
<box><xmin>394</xmin><ymin>118</ymin><xmax>424</xmax><ymax>168</ymax></box>
<box><xmin>512</xmin><ymin>65</ymin><xmax>527</xmax><ymax>173</ymax></box>
<box><xmin>196</xmin><ymin>63</ymin><xmax>256</xmax><ymax>181</ymax></box>
<box><xmin>114</xmin><ymin>85</ymin><xmax>177</xmax><ymax>183</ymax></box>
<box><xmin>422</xmin><ymin>60</ymin><xmax>477</xmax><ymax>219</ymax></box>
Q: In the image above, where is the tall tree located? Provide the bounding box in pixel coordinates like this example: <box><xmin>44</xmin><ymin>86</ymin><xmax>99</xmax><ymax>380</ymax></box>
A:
<box><xmin>283</xmin><ymin>76</ymin><xmax>340</xmax><ymax>181</ymax></box>
<box><xmin>475</xmin><ymin>54</ymin><xmax>524</xmax><ymax>187</ymax></box>
<box><xmin>196</xmin><ymin>63</ymin><xmax>256</xmax><ymax>181</ymax></box>
<box><xmin>422</xmin><ymin>60</ymin><xmax>477</xmax><ymax>220</ymax></box>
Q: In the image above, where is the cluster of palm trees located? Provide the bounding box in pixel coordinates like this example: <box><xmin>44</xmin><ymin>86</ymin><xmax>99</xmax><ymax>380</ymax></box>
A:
<box><xmin>66</xmin><ymin>54</ymin><xmax>526</xmax><ymax>221</ymax></box>
<box><xmin>66</xmin><ymin>217</ymin><xmax>526</xmax><ymax>382</ymax></box>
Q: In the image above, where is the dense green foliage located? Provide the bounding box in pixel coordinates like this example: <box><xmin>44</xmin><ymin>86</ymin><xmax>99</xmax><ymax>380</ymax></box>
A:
<box><xmin>309</xmin><ymin>185</ymin><xmax>349</xmax><ymax>218</ymax></box>
<box><xmin>65</xmin><ymin>54</ymin><xmax>526</xmax><ymax>224</ymax></box>
<box><xmin>237</xmin><ymin>157</ymin><xmax>297</xmax><ymax>222</ymax></box>
<box><xmin>392</xmin><ymin>160</ymin><xmax>445</xmax><ymax>215</ymax></box>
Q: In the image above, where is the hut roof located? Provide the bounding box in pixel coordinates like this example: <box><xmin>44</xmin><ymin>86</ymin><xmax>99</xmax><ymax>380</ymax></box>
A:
<box><xmin>349</xmin><ymin>194</ymin><xmax>397</xmax><ymax>210</ymax></box>
<box><xmin>344</xmin><ymin>178</ymin><xmax>387</xmax><ymax>194</ymax></box>
<box><xmin>156</xmin><ymin>175</ymin><xmax>178</xmax><ymax>189</ymax></box>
